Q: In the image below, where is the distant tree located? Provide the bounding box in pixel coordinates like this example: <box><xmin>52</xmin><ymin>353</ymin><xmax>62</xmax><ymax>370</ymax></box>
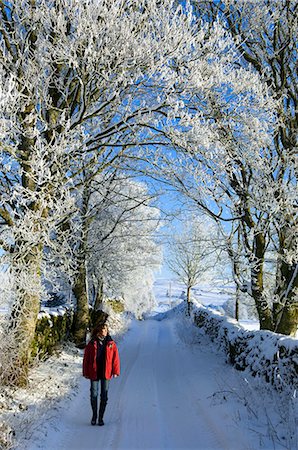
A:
<box><xmin>87</xmin><ymin>176</ymin><xmax>162</xmax><ymax>318</ymax></box>
<box><xmin>167</xmin><ymin>217</ymin><xmax>219</xmax><ymax>315</ymax></box>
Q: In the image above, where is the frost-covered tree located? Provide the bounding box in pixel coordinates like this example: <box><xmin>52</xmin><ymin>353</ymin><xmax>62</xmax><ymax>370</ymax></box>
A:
<box><xmin>1</xmin><ymin>0</ymin><xmax>237</xmax><ymax>383</ymax></box>
<box><xmin>68</xmin><ymin>170</ymin><xmax>162</xmax><ymax>340</ymax></box>
<box><xmin>167</xmin><ymin>216</ymin><xmax>220</xmax><ymax>314</ymax></box>
<box><xmin>87</xmin><ymin>176</ymin><xmax>162</xmax><ymax>317</ymax></box>
<box><xmin>182</xmin><ymin>0</ymin><xmax>298</xmax><ymax>335</ymax></box>
<box><xmin>2</xmin><ymin>0</ymin><xmax>258</xmax><ymax>383</ymax></box>
<box><xmin>139</xmin><ymin>43</ymin><xmax>280</xmax><ymax>331</ymax></box>
<box><xmin>154</xmin><ymin>78</ymin><xmax>288</xmax><ymax>331</ymax></box>
<box><xmin>134</xmin><ymin>1</ymin><xmax>298</xmax><ymax>334</ymax></box>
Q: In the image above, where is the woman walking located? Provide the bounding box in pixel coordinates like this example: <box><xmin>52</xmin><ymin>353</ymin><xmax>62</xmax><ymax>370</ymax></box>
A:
<box><xmin>83</xmin><ymin>323</ymin><xmax>120</xmax><ymax>426</ymax></box>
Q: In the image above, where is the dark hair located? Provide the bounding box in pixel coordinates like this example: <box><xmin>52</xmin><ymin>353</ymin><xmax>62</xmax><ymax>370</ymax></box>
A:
<box><xmin>91</xmin><ymin>322</ymin><xmax>108</xmax><ymax>338</ymax></box>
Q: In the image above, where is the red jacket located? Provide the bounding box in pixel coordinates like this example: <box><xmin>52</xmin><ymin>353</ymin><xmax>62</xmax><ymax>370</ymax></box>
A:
<box><xmin>83</xmin><ymin>336</ymin><xmax>120</xmax><ymax>381</ymax></box>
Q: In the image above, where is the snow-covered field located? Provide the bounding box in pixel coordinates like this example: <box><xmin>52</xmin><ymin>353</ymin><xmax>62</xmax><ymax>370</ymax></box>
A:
<box><xmin>1</xmin><ymin>278</ymin><xmax>297</xmax><ymax>450</ymax></box>
<box><xmin>152</xmin><ymin>278</ymin><xmax>260</xmax><ymax>332</ymax></box>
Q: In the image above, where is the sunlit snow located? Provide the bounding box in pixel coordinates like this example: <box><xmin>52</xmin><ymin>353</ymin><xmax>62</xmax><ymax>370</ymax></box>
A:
<box><xmin>2</xmin><ymin>278</ymin><xmax>295</xmax><ymax>450</ymax></box>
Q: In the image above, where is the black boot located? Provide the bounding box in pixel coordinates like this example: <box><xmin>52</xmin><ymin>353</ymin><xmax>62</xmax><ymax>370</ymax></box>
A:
<box><xmin>98</xmin><ymin>400</ymin><xmax>107</xmax><ymax>426</ymax></box>
<box><xmin>91</xmin><ymin>397</ymin><xmax>97</xmax><ymax>425</ymax></box>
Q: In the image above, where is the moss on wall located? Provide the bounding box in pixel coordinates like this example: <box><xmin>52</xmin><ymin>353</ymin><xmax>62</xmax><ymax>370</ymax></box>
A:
<box><xmin>105</xmin><ymin>299</ymin><xmax>125</xmax><ymax>313</ymax></box>
<box><xmin>31</xmin><ymin>308</ymin><xmax>74</xmax><ymax>360</ymax></box>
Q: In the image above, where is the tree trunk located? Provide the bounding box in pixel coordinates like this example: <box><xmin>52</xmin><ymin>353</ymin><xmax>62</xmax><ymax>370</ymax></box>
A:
<box><xmin>4</xmin><ymin>248</ymin><xmax>42</xmax><ymax>386</ymax></box>
<box><xmin>252</xmin><ymin>284</ymin><xmax>273</xmax><ymax>331</ymax></box>
<box><xmin>186</xmin><ymin>285</ymin><xmax>192</xmax><ymax>315</ymax></box>
<box><xmin>11</xmin><ymin>293</ymin><xmax>40</xmax><ymax>386</ymax></box>
<box><xmin>274</xmin><ymin>257</ymin><xmax>298</xmax><ymax>335</ymax></box>
<box><xmin>235</xmin><ymin>285</ymin><xmax>240</xmax><ymax>321</ymax></box>
<box><xmin>91</xmin><ymin>276</ymin><xmax>107</xmax><ymax>329</ymax></box>
<box><xmin>3</xmin><ymin>120</ymin><xmax>44</xmax><ymax>386</ymax></box>
<box><xmin>73</xmin><ymin>259</ymin><xmax>90</xmax><ymax>348</ymax></box>
<box><xmin>72</xmin><ymin>182</ymin><xmax>91</xmax><ymax>347</ymax></box>
<box><xmin>251</xmin><ymin>232</ymin><xmax>273</xmax><ymax>330</ymax></box>
<box><xmin>94</xmin><ymin>276</ymin><xmax>104</xmax><ymax>312</ymax></box>
<box><xmin>274</xmin><ymin>302</ymin><xmax>298</xmax><ymax>336</ymax></box>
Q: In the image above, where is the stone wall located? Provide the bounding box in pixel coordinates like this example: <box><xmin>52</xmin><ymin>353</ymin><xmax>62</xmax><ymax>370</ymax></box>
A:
<box><xmin>31</xmin><ymin>307</ymin><xmax>74</xmax><ymax>359</ymax></box>
<box><xmin>192</xmin><ymin>304</ymin><xmax>298</xmax><ymax>390</ymax></box>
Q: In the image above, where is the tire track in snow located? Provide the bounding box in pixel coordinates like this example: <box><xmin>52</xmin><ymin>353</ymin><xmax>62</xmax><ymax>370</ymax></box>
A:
<box><xmin>109</xmin><ymin>320</ymin><xmax>165</xmax><ymax>450</ymax></box>
<box><xmin>107</xmin><ymin>321</ymin><xmax>151</xmax><ymax>449</ymax></box>
<box><xmin>154</xmin><ymin>320</ymin><xmax>229</xmax><ymax>449</ymax></box>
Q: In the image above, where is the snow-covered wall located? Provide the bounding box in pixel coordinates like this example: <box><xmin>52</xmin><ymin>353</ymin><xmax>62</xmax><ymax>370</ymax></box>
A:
<box><xmin>32</xmin><ymin>307</ymin><xmax>74</xmax><ymax>359</ymax></box>
<box><xmin>192</xmin><ymin>304</ymin><xmax>298</xmax><ymax>390</ymax></box>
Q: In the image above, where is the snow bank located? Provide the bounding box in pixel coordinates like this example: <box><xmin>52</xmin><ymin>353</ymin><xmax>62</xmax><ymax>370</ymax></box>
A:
<box><xmin>192</xmin><ymin>304</ymin><xmax>298</xmax><ymax>390</ymax></box>
<box><xmin>0</xmin><ymin>309</ymin><xmax>130</xmax><ymax>450</ymax></box>
<box><xmin>0</xmin><ymin>343</ymin><xmax>82</xmax><ymax>450</ymax></box>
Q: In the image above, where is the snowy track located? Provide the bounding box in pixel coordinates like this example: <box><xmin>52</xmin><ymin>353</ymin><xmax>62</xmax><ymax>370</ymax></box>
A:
<box><xmin>28</xmin><ymin>319</ymin><xmax>253</xmax><ymax>450</ymax></box>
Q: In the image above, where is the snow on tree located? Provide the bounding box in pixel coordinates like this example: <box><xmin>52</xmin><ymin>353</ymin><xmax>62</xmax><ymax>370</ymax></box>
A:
<box><xmin>0</xmin><ymin>0</ymin><xmax>221</xmax><ymax>383</ymax></box>
<box><xmin>183</xmin><ymin>0</ymin><xmax>298</xmax><ymax>335</ymax></box>
<box><xmin>131</xmin><ymin>1</ymin><xmax>298</xmax><ymax>335</ymax></box>
<box><xmin>87</xmin><ymin>175</ymin><xmax>162</xmax><ymax>318</ymax></box>
<box><xmin>1</xmin><ymin>0</ymin><xmax>292</xmax><ymax>385</ymax></box>
<box><xmin>1</xmin><ymin>0</ymin><xmax>256</xmax><ymax>383</ymax></box>
<box><xmin>167</xmin><ymin>216</ymin><xmax>221</xmax><ymax>314</ymax></box>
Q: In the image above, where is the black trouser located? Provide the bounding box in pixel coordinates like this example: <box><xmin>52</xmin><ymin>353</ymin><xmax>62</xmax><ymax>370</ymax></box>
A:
<box><xmin>90</xmin><ymin>379</ymin><xmax>109</xmax><ymax>420</ymax></box>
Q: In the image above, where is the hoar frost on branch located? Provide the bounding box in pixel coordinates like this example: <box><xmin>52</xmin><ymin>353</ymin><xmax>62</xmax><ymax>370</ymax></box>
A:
<box><xmin>167</xmin><ymin>216</ymin><xmax>223</xmax><ymax>315</ymax></box>
<box><xmin>1</xmin><ymin>0</ymin><xmax>235</xmax><ymax>383</ymax></box>
<box><xmin>159</xmin><ymin>0</ymin><xmax>297</xmax><ymax>335</ymax></box>
<box><xmin>87</xmin><ymin>176</ymin><xmax>162</xmax><ymax>318</ymax></box>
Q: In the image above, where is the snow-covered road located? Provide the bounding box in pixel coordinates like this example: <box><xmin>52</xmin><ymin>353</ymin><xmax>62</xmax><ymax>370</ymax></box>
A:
<box><xmin>28</xmin><ymin>317</ymin><xmax>256</xmax><ymax>450</ymax></box>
